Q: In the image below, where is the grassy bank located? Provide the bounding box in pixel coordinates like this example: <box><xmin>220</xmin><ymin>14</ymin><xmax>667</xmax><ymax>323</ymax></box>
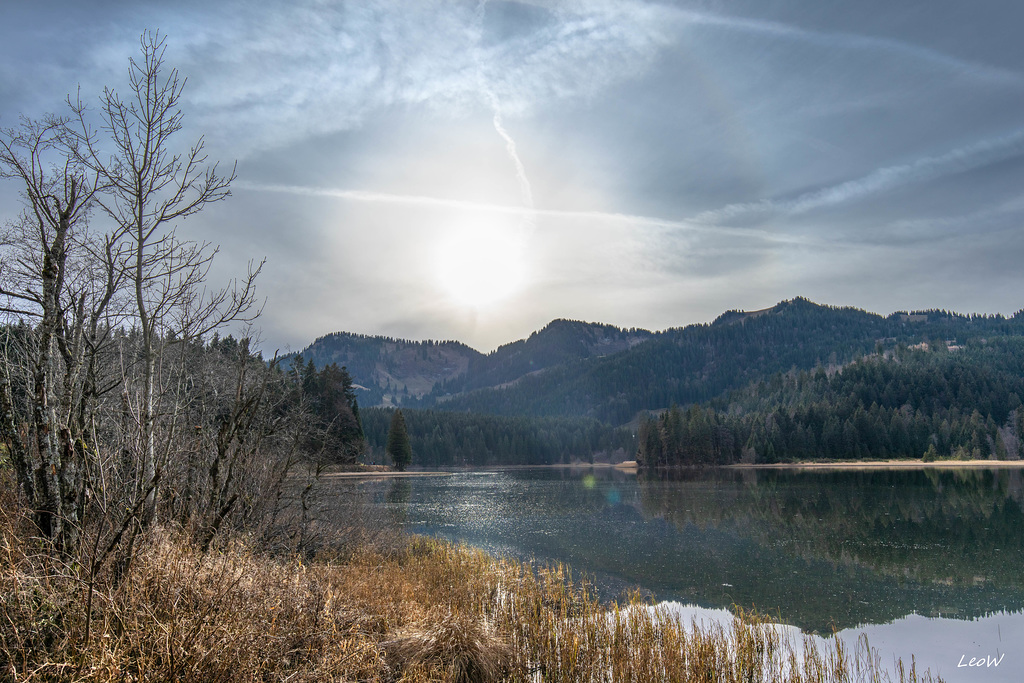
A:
<box><xmin>1</xmin><ymin>517</ymin><xmax>944</xmax><ymax>683</ymax></box>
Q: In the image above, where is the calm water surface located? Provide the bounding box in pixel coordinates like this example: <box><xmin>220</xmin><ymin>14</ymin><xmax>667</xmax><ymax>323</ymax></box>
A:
<box><xmin>345</xmin><ymin>466</ymin><xmax>1024</xmax><ymax>681</ymax></box>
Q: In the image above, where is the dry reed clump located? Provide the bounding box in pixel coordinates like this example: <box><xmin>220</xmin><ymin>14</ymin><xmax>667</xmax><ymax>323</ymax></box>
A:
<box><xmin>1</xmin><ymin>505</ymin><xmax>944</xmax><ymax>683</ymax></box>
<box><xmin>383</xmin><ymin>607</ymin><xmax>515</xmax><ymax>683</ymax></box>
<box><xmin>0</xmin><ymin>522</ymin><xmax>394</xmax><ymax>682</ymax></box>
<box><xmin>0</xmin><ymin>538</ymin><xmax>82</xmax><ymax>679</ymax></box>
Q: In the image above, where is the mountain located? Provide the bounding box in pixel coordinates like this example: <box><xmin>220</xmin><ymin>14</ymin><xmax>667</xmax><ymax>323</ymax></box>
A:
<box><xmin>291</xmin><ymin>332</ymin><xmax>482</xmax><ymax>406</ymax></box>
<box><xmin>295</xmin><ymin>298</ymin><xmax>1024</xmax><ymax>424</ymax></box>
<box><xmin>423</xmin><ymin>299</ymin><xmax>1024</xmax><ymax>423</ymax></box>
<box><xmin>637</xmin><ymin>335</ymin><xmax>1024</xmax><ymax>466</ymax></box>
<box><xmin>434</xmin><ymin>318</ymin><xmax>652</xmax><ymax>395</ymax></box>
<box><xmin>290</xmin><ymin>319</ymin><xmax>649</xmax><ymax>407</ymax></box>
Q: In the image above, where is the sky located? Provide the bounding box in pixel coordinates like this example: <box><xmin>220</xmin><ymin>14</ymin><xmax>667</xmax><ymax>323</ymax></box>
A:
<box><xmin>3</xmin><ymin>0</ymin><xmax>1024</xmax><ymax>353</ymax></box>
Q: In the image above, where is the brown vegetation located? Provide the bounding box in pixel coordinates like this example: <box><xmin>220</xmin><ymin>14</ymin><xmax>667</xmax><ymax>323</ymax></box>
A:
<box><xmin>0</xmin><ymin>485</ymin><xmax>943</xmax><ymax>683</ymax></box>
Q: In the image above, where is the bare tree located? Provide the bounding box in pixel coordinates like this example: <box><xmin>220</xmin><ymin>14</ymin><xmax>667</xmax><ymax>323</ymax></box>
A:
<box><xmin>0</xmin><ymin>115</ymin><xmax>119</xmax><ymax>554</ymax></box>
<box><xmin>0</xmin><ymin>33</ymin><xmax>364</xmax><ymax>585</ymax></box>
<box><xmin>68</xmin><ymin>31</ymin><xmax>262</xmax><ymax>527</ymax></box>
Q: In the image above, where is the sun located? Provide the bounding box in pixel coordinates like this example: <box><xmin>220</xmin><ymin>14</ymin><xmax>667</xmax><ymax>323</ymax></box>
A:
<box><xmin>435</xmin><ymin>226</ymin><xmax>527</xmax><ymax>309</ymax></box>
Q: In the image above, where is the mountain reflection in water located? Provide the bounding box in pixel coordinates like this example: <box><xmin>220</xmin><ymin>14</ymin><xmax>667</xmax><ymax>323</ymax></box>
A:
<box><xmin>364</xmin><ymin>468</ymin><xmax>1023</xmax><ymax>630</ymax></box>
<box><xmin>331</xmin><ymin>466</ymin><xmax>1024</xmax><ymax>680</ymax></box>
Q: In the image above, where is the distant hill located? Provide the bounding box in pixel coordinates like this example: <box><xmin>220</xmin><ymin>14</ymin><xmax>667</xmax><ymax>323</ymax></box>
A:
<box><xmin>290</xmin><ymin>318</ymin><xmax>649</xmax><ymax>407</ymax></box>
<box><xmin>435</xmin><ymin>318</ymin><xmax>652</xmax><ymax>396</ymax></box>
<box><xmin>420</xmin><ymin>298</ymin><xmax>1024</xmax><ymax>423</ymax></box>
<box><xmin>637</xmin><ymin>334</ymin><xmax>1024</xmax><ymax>466</ymax></box>
<box><xmin>294</xmin><ymin>298</ymin><xmax>1024</xmax><ymax>424</ymax></box>
<box><xmin>290</xmin><ymin>332</ymin><xmax>482</xmax><ymax>407</ymax></box>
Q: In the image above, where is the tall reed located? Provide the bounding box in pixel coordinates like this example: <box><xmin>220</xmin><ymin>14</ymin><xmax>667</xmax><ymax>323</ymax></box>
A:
<box><xmin>1</xmin><ymin>515</ymin><xmax>943</xmax><ymax>682</ymax></box>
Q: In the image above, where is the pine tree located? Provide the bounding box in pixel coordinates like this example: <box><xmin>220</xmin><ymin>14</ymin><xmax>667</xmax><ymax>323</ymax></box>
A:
<box><xmin>386</xmin><ymin>409</ymin><xmax>413</xmax><ymax>471</ymax></box>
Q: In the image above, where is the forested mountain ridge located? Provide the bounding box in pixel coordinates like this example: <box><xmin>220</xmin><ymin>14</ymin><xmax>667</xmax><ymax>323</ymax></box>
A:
<box><xmin>297</xmin><ymin>298</ymin><xmax>1024</xmax><ymax>426</ymax></box>
<box><xmin>433</xmin><ymin>318</ymin><xmax>652</xmax><ymax>395</ymax></box>
<box><xmin>289</xmin><ymin>332</ymin><xmax>483</xmax><ymax>406</ymax></box>
<box><xmin>292</xmin><ymin>319</ymin><xmax>650</xmax><ymax>407</ymax></box>
<box><xmin>419</xmin><ymin>298</ymin><xmax>1024</xmax><ymax>423</ymax></box>
<box><xmin>638</xmin><ymin>336</ymin><xmax>1024</xmax><ymax>466</ymax></box>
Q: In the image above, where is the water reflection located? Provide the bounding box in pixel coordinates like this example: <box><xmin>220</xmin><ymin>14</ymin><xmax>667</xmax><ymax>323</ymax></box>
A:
<box><xmin>651</xmin><ymin>603</ymin><xmax>1021</xmax><ymax>683</ymax></box>
<box><xmin>641</xmin><ymin>468</ymin><xmax>1024</xmax><ymax>587</ymax></box>
<box><xmin>337</xmin><ymin>466</ymin><xmax>1024</xmax><ymax>680</ymax></box>
<box><xmin>350</xmin><ymin>467</ymin><xmax>1024</xmax><ymax>633</ymax></box>
<box><xmin>635</xmin><ymin>467</ymin><xmax>1024</xmax><ymax>630</ymax></box>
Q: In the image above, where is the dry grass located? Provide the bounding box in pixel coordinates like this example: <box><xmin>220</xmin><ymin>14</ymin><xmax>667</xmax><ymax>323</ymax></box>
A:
<box><xmin>0</xmin><ymin>509</ymin><xmax>943</xmax><ymax>682</ymax></box>
<box><xmin>384</xmin><ymin>607</ymin><xmax>514</xmax><ymax>682</ymax></box>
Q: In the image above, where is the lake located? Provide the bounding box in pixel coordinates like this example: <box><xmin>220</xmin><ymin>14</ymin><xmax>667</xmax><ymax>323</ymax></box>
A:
<box><xmin>338</xmin><ymin>466</ymin><xmax>1024</xmax><ymax>681</ymax></box>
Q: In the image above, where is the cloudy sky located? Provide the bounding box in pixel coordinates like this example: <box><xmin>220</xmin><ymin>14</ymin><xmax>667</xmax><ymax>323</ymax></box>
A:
<box><xmin>3</xmin><ymin>0</ymin><xmax>1024</xmax><ymax>352</ymax></box>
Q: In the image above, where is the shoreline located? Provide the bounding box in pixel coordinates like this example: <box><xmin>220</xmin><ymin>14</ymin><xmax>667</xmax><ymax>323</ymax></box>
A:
<box><xmin>324</xmin><ymin>458</ymin><xmax>1024</xmax><ymax>477</ymax></box>
<box><xmin>725</xmin><ymin>458</ymin><xmax>1024</xmax><ymax>470</ymax></box>
<box><xmin>321</xmin><ymin>470</ymin><xmax>454</xmax><ymax>479</ymax></box>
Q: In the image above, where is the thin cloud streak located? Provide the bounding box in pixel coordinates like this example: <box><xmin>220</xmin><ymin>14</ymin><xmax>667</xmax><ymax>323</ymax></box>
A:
<box><xmin>233</xmin><ymin>180</ymin><xmax>813</xmax><ymax>246</ymax></box>
<box><xmin>880</xmin><ymin>192</ymin><xmax>1024</xmax><ymax>241</ymax></box>
<box><xmin>694</xmin><ymin>128</ymin><xmax>1024</xmax><ymax>225</ymax></box>
<box><xmin>475</xmin><ymin>0</ymin><xmax>535</xmax><ymax>229</ymax></box>
<box><xmin>488</xmin><ymin>96</ymin><xmax>534</xmax><ymax>216</ymax></box>
<box><xmin>675</xmin><ymin>9</ymin><xmax>1024</xmax><ymax>86</ymax></box>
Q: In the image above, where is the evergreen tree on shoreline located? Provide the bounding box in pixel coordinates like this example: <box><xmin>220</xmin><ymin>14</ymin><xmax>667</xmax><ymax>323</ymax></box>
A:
<box><xmin>386</xmin><ymin>409</ymin><xmax>413</xmax><ymax>471</ymax></box>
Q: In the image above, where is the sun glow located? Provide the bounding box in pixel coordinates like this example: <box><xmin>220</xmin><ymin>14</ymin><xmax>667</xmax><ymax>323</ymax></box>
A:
<box><xmin>435</xmin><ymin>226</ymin><xmax>527</xmax><ymax>309</ymax></box>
